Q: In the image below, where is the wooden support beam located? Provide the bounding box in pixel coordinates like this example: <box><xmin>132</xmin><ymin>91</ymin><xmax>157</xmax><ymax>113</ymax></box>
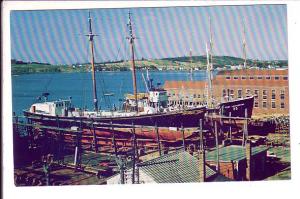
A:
<box><xmin>242</xmin><ymin>108</ymin><xmax>248</xmax><ymax>147</ymax></box>
<box><xmin>199</xmin><ymin>119</ymin><xmax>204</xmax><ymax>151</ymax></box>
<box><xmin>214</xmin><ymin>120</ymin><xmax>219</xmax><ymax>172</ymax></box>
<box><xmin>111</xmin><ymin>120</ymin><xmax>118</xmax><ymax>156</ymax></box>
<box><xmin>74</xmin><ymin>119</ymin><xmax>83</xmax><ymax>169</ymax></box>
<box><xmin>181</xmin><ymin>123</ymin><xmax>186</xmax><ymax>151</ymax></box>
<box><xmin>155</xmin><ymin>123</ymin><xmax>161</xmax><ymax>156</ymax></box>
<box><xmin>199</xmin><ymin>118</ymin><xmax>206</xmax><ymax>182</ymax></box>
<box><xmin>92</xmin><ymin>119</ymin><xmax>98</xmax><ymax>153</ymax></box>
<box><xmin>131</xmin><ymin>122</ymin><xmax>136</xmax><ymax>184</ymax></box>
<box><xmin>229</xmin><ymin>112</ymin><xmax>232</xmax><ymax>143</ymax></box>
<box><xmin>56</xmin><ymin>116</ymin><xmax>64</xmax><ymax>164</ymax></box>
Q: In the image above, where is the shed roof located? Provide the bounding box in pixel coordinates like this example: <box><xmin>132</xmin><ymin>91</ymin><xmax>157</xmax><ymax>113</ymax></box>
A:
<box><xmin>206</xmin><ymin>145</ymin><xmax>268</xmax><ymax>162</ymax></box>
<box><xmin>139</xmin><ymin>149</ymin><xmax>229</xmax><ymax>183</ymax></box>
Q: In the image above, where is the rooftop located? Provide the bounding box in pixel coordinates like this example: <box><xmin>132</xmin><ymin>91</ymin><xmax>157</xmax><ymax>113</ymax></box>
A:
<box><xmin>164</xmin><ymin>69</ymin><xmax>289</xmax><ymax>89</ymax></box>
<box><xmin>164</xmin><ymin>81</ymin><xmax>206</xmax><ymax>89</ymax></box>
<box><xmin>217</xmin><ymin>69</ymin><xmax>288</xmax><ymax>76</ymax></box>
<box><xmin>206</xmin><ymin>145</ymin><xmax>268</xmax><ymax>162</ymax></box>
<box><xmin>137</xmin><ymin>149</ymin><xmax>230</xmax><ymax>183</ymax></box>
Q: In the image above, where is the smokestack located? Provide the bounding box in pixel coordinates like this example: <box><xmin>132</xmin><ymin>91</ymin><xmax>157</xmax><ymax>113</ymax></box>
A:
<box><xmin>246</xmin><ymin>141</ymin><xmax>252</xmax><ymax>181</ymax></box>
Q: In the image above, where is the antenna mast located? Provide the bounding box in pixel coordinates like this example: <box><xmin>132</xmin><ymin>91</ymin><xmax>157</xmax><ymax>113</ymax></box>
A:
<box><xmin>127</xmin><ymin>11</ymin><xmax>138</xmax><ymax>113</ymax></box>
<box><xmin>86</xmin><ymin>12</ymin><xmax>99</xmax><ymax>111</ymax></box>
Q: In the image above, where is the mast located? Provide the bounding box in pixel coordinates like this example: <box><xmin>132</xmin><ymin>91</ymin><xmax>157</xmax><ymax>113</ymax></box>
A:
<box><xmin>189</xmin><ymin>48</ymin><xmax>193</xmax><ymax>81</ymax></box>
<box><xmin>86</xmin><ymin>12</ymin><xmax>98</xmax><ymax>111</ymax></box>
<box><xmin>209</xmin><ymin>16</ymin><xmax>214</xmax><ymax>71</ymax></box>
<box><xmin>127</xmin><ymin>11</ymin><xmax>138</xmax><ymax>113</ymax></box>
<box><xmin>206</xmin><ymin>17</ymin><xmax>214</xmax><ymax>108</ymax></box>
<box><xmin>206</xmin><ymin>43</ymin><xmax>212</xmax><ymax>108</ymax></box>
<box><xmin>242</xmin><ymin>19</ymin><xmax>247</xmax><ymax>69</ymax></box>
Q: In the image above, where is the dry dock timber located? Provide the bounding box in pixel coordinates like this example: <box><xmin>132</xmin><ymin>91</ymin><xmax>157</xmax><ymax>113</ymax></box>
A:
<box><xmin>13</xmin><ymin>114</ymin><xmax>290</xmax><ymax>185</ymax></box>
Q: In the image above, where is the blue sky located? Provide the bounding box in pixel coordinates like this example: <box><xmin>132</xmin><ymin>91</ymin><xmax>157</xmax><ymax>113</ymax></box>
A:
<box><xmin>10</xmin><ymin>4</ymin><xmax>288</xmax><ymax>65</ymax></box>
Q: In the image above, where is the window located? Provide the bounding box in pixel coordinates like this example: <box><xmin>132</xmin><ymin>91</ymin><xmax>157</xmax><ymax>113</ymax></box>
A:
<box><xmin>272</xmin><ymin>101</ymin><xmax>276</xmax><ymax>108</ymax></box>
<box><xmin>280</xmin><ymin>90</ymin><xmax>285</xmax><ymax>100</ymax></box>
<box><xmin>283</xmin><ymin>76</ymin><xmax>288</xmax><ymax>80</ymax></box>
<box><xmin>263</xmin><ymin>90</ymin><xmax>268</xmax><ymax>100</ymax></box>
<box><xmin>257</xmin><ymin>76</ymin><xmax>263</xmax><ymax>80</ymax></box>
<box><xmin>266</xmin><ymin>76</ymin><xmax>271</xmax><ymax>80</ymax></box>
<box><xmin>263</xmin><ymin>90</ymin><xmax>267</xmax><ymax>95</ymax></box>
<box><xmin>241</xmin><ymin>76</ymin><xmax>246</xmax><ymax>80</ymax></box>
<box><xmin>254</xmin><ymin>90</ymin><xmax>259</xmax><ymax>99</ymax></box>
<box><xmin>254</xmin><ymin>101</ymin><xmax>259</xmax><ymax>108</ymax></box>
<box><xmin>250</xmin><ymin>76</ymin><xmax>254</xmax><ymax>80</ymax></box>
<box><xmin>238</xmin><ymin>89</ymin><xmax>242</xmax><ymax>98</ymax></box>
<box><xmin>223</xmin><ymin>89</ymin><xmax>227</xmax><ymax>97</ymax></box>
<box><xmin>272</xmin><ymin>90</ymin><xmax>276</xmax><ymax>100</ymax></box>
<box><xmin>281</xmin><ymin>102</ymin><xmax>285</xmax><ymax>108</ymax></box>
<box><xmin>226</xmin><ymin>76</ymin><xmax>231</xmax><ymax>80</ymax></box>
<box><xmin>230</xmin><ymin>89</ymin><xmax>234</xmax><ymax>98</ymax></box>
<box><xmin>275</xmin><ymin>76</ymin><xmax>280</xmax><ymax>80</ymax></box>
<box><xmin>194</xmin><ymin>94</ymin><xmax>197</xmax><ymax>98</ymax></box>
<box><xmin>263</xmin><ymin>101</ymin><xmax>267</xmax><ymax>108</ymax></box>
<box><xmin>198</xmin><ymin>94</ymin><xmax>201</xmax><ymax>98</ymax></box>
<box><xmin>233</xmin><ymin>76</ymin><xmax>238</xmax><ymax>80</ymax></box>
<box><xmin>246</xmin><ymin>89</ymin><xmax>251</xmax><ymax>97</ymax></box>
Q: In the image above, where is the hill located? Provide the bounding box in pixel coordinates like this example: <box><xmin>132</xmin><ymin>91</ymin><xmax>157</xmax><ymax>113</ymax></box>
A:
<box><xmin>11</xmin><ymin>56</ymin><xmax>288</xmax><ymax>75</ymax></box>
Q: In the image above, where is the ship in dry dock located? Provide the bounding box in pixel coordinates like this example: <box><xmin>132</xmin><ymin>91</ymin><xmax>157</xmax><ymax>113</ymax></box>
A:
<box><xmin>23</xmin><ymin>12</ymin><xmax>207</xmax><ymax>143</ymax></box>
<box><xmin>23</xmin><ymin>12</ymin><xmax>256</xmax><ymax>146</ymax></box>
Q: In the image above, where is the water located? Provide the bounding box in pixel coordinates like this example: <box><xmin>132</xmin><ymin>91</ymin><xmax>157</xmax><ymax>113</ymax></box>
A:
<box><xmin>12</xmin><ymin>71</ymin><xmax>208</xmax><ymax>116</ymax></box>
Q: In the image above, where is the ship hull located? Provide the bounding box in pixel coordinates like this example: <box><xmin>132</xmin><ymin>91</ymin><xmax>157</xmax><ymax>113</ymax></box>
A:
<box><xmin>24</xmin><ymin>107</ymin><xmax>206</xmax><ymax>128</ymax></box>
<box><xmin>23</xmin><ymin>107</ymin><xmax>206</xmax><ymax>145</ymax></box>
<box><xmin>218</xmin><ymin>96</ymin><xmax>255</xmax><ymax>118</ymax></box>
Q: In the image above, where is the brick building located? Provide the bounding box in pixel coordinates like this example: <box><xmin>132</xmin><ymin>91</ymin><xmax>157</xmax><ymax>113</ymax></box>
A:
<box><xmin>164</xmin><ymin>69</ymin><xmax>289</xmax><ymax>116</ymax></box>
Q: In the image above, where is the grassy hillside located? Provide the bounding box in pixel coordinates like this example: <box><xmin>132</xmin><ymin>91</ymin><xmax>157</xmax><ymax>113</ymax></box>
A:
<box><xmin>11</xmin><ymin>63</ymin><xmax>86</xmax><ymax>75</ymax></box>
<box><xmin>11</xmin><ymin>56</ymin><xmax>288</xmax><ymax>75</ymax></box>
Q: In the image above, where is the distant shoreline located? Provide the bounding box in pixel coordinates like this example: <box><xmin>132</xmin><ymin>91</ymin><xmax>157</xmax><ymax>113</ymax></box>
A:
<box><xmin>11</xmin><ymin>56</ymin><xmax>288</xmax><ymax>75</ymax></box>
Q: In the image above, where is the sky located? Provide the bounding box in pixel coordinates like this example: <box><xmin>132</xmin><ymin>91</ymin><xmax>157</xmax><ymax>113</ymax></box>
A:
<box><xmin>10</xmin><ymin>4</ymin><xmax>288</xmax><ymax>65</ymax></box>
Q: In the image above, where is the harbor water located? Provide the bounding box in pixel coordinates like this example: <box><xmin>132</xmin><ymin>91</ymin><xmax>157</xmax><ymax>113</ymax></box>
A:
<box><xmin>12</xmin><ymin>70</ymin><xmax>209</xmax><ymax>115</ymax></box>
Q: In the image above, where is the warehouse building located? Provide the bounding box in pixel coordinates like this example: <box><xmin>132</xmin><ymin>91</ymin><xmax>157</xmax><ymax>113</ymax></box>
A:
<box><xmin>164</xmin><ymin>69</ymin><xmax>289</xmax><ymax>116</ymax></box>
